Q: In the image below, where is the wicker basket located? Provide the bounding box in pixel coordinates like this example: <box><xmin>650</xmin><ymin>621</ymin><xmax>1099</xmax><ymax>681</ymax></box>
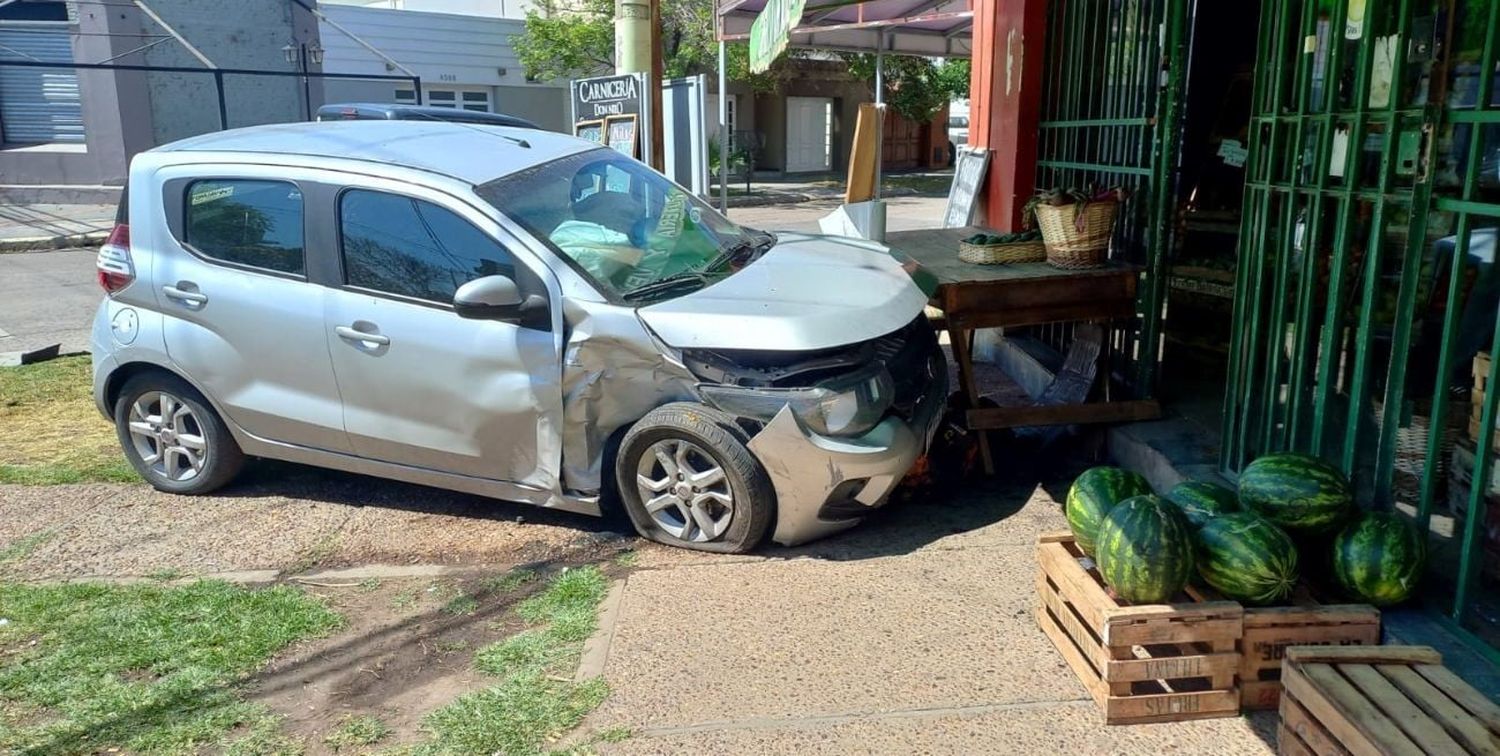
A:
<box><xmin>1373</xmin><ymin>397</ymin><xmax>1465</xmax><ymax>505</ymax></box>
<box><xmin>1034</xmin><ymin>201</ymin><xmax>1118</xmax><ymax>270</ymax></box>
<box><xmin>959</xmin><ymin>239</ymin><xmax>1046</xmax><ymax>265</ymax></box>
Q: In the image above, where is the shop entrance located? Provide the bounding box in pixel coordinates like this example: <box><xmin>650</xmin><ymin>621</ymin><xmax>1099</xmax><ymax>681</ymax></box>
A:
<box><xmin>1221</xmin><ymin>0</ymin><xmax>1500</xmax><ymax>649</ymax></box>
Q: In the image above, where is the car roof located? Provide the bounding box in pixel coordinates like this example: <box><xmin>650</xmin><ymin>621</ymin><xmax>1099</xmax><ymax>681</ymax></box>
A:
<box><xmin>314</xmin><ymin>103</ymin><xmax>541</xmax><ymax>130</ymax></box>
<box><xmin>155</xmin><ymin>121</ymin><xmax>596</xmax><ymax>185</ymax></box>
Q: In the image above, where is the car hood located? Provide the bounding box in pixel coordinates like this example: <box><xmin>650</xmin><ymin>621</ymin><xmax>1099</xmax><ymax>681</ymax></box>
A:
<box><xmin>637</xmin><ymin>232</ymin><xmax>929</xmax><ymax>351</ymax></box>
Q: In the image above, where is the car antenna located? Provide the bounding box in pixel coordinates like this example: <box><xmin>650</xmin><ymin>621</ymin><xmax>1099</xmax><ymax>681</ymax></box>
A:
<box><xmin>407</xmin><ymin>110</ymin><xmax>531</xmax><ymax>149</ymax></box>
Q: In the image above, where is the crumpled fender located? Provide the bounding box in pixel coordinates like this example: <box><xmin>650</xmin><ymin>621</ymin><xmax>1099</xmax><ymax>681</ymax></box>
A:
<box><xmin>558</xmin><ymin>298</ymin><xmax>697</xmax><ymax>494</ymax></box>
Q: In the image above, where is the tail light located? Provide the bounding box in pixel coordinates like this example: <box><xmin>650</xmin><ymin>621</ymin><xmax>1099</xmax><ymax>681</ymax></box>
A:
<box><xmin>96</xmin><ymin>223</ymin><xmax>135</xmax><ymax>294</ymax></box>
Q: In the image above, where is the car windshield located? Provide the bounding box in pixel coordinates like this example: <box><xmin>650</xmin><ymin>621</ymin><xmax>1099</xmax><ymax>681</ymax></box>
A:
<box><xmin>477</xmin><ymin>149</ymin><xmax>765</xmax><ymax>301</ymax></box>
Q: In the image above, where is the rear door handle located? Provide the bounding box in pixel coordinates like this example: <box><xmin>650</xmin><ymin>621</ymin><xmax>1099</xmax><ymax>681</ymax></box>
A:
<box><xmin>335</xmin><ymin>325</ymin><xmax>390</xmax><ymax>346</ymax></box>
<box><xmin>162</xmin><ymin>283</ymin><xmax>207</xmax><ymax>305</ymax></box>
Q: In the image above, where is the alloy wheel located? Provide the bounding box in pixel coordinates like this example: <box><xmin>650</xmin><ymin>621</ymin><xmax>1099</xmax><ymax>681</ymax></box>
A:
<box><xmin>126</xmin><ymin>390</ymin><xmax>208</xmax><ymax>482</ymax></box>
<box><xmin>634</xmin><ymin>439</ymin><xmax>734</xmax><ymax>543</ymax></box>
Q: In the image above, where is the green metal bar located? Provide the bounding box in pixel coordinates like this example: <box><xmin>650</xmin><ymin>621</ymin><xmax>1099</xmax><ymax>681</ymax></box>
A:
<box><xmin>1367</xmin><ymin>10</ymin><xmax>1428</xmax><ymax>506</ymax></box>
<box><xmin>1455</xmin><ymin>313</ymin><xmax>1500</xmax><ymax>621</ymax></box>
<box><xmin>1311</xmin><ymin>0</ymin><xmax>1379</xmax><ymax>451</ymax></box>
<box><xmin>1262</xmin><ymin>0</ymin><xmax>1322</xmax><ymax>451</ymax></box>
<box><xmin>1135</xmin><ymin>0</ymin><xmax>1189</xmax><ymax>393</ymax></box>
<box><xmin>1224</xmin><ymin>0</ymin><xmax>1286</xmax><ymax>472</ymax></box>
<box><xmin>1343</xmin><ymin>0</ymin><xmax>1417</xmax><ymax>476</ymax></box>
<box><xmin>1435</xmin><ymin>198</ymin><xmax>1500</xmax><ymax>217</ymax></box>
<box><xmin>1445</xmin><ymin>0</ymin><xmax>1500</xmax><ymax>629</ymax></box>
<box><xmin>1238</xmin><ymin>0</ymin><xmax>1295</xmax><ymax>464</ymax></box>
<box><xmin>1413</xmin><ymin>0</ymin><xmax>1495</xmax><ymax>526</ymax></box>
<box><xmin>1034</xmin><ymin>160</ymin><xmax>1153</xmax><ymax>176</ymax></box>
<box><xmin>1448</xmin><ymin>110</ymin><xmax>1500</xmax><ymax>123</ymax></box>
<box><xmin>1037</xmin><ymin>118</ymin><xmax>1152</xmax><ymax>129</ymax></box>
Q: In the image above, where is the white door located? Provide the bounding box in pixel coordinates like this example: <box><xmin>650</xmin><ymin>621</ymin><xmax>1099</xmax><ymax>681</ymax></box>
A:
<box><xmin>785</xmin><ymin>97</ymin><xmax>832</xmax><ymax>173</ymax></box>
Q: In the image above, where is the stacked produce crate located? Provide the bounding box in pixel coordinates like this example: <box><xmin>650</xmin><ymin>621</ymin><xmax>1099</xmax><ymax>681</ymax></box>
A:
<box><xmin>1473</xmin><ymin>352</ymin><xmax>1497</xmax><ymax>452</ymax></box>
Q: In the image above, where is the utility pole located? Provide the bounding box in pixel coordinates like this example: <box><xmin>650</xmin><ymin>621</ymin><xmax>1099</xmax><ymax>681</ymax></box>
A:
<box><xmin>615</xmin><ymin>0</ymin><xmax>663</xmax><ymax>171</ymax></box>
<box><xmin>648</xmin><ymin>0</ymin><xmax>663</xmax><ymax>172</ymax></box>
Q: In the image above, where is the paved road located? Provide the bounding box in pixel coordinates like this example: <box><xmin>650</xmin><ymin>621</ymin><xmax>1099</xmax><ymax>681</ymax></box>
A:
<box><xmin>0</xmin><ymin>248</ymin><xmax>100</xmax><ymax>357</ymax></box>
<box><xmin>0</xmin><ymin>197</ymin><xmax>948</xmax><ymax>359</ymax></box>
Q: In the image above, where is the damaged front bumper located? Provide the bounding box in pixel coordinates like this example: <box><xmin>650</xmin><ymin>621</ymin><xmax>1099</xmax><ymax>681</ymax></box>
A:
<box><xmin>746</xmin><ymin>362</ymin><xmax>947</xmax><ymax>546</ymax></box>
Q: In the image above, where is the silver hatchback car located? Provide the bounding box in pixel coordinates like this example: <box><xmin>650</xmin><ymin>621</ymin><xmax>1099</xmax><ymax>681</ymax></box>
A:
<box><xmin>91</xmin><ymin>121</ymin><xmax>946</xmax><ymax>553</ymax></box>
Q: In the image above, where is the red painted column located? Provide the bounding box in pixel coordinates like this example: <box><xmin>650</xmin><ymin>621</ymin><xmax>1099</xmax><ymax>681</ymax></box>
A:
<box><xmin>968</xmin><ymin>0</ymin><xmax>1046</xmax><ymax>232</ymax></box>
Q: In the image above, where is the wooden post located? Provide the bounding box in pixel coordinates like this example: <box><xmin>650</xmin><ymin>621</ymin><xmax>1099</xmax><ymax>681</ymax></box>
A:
<box><xmin>968</xmin><ymin>0</ymin><xmax>1045</xmax><ymax>232</ymax></box>
<box><xmin>649</xmin><ymin>0</ymin><xmax>665</xmax><ymax>171</ymax></box>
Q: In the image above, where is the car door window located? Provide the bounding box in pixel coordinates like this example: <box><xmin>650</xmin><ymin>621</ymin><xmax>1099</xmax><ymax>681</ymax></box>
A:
<box><xmin>338</xmin><ymin>189</ymin><xmax>516</xmax><ymax>303</ymax></box>
<box><xmin>184</xmin><ymin>179</ymin><xmax>304</xmax><ymax>275</ymax></box>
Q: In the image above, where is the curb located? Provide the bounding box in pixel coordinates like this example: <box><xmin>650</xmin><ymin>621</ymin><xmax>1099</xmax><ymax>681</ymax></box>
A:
<box><xmin>576</xmin><ymin>578</ymin><xmax>627</xmax><ymax>682</ymax></box>
<box><xmin>0</xmin><ymin>230</ymin><xmax>109</xmax><ymax>253</ymax></box>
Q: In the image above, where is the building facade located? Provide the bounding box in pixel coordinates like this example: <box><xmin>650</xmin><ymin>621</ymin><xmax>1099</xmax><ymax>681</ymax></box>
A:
<box><xmin>317</xmin><ymin>3</ymin><xmax>569</xmax><ymax>132</ymax></box>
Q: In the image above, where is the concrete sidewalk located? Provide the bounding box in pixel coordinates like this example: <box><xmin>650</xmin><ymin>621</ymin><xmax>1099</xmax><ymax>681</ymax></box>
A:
<box><xmin>580</xmin><ymin>481</ymin><xmax>1277</xmax><ymax>754</ymax></box>
<box><xmin>0</xmin><ymin>203</ymin><xmax>115</xmax><ymax>252</ymax></box>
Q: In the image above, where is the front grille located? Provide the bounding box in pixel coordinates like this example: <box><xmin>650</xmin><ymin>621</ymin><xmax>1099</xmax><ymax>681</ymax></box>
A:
<box><xmin>870</xmin><ymin>317</ymin><xmax>940</xmax><ymax>418</ymax></box>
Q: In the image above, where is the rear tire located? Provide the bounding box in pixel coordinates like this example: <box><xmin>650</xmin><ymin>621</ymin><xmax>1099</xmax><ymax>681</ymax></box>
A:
<box><xmin>113</xmin><ymin>372</ymin><xmax>244</xmax><ymax>495</ymax></box>
<box><xmin>616</xmin><ymin>403</ymin><xmax>774</xmax><ymax>553</ymax></box>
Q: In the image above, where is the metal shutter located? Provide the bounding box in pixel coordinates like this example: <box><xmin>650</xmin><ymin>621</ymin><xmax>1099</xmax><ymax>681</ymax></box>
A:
<box><xmin>0</xmin><ymin>23</ymin><xmax>82</xmax><ymax>144</ymax></box>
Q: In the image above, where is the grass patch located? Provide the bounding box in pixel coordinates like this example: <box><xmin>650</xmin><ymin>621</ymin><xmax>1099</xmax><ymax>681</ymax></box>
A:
<box><xmin>0</xmin><ymin>356</ymin><xmax>139</xmax><ymax>485</ymax></box>
<box><xmin>482</xmin><ymin>568</ymin><xmax>538</xmax><ymax>593</ymax></box>
<box><xmin>0</xmin><ymin>579</ymin><xmax>341</xmax><ymax>754</ymax></box>
<box><xmin>324</xmin><ymin>715</ymin><xmax>392</xmax><ymax>752</ymax></box>
<box><xmin>440</xmin><ymin>594</ymin><xmax>479</xmax><ymax>617</ymax></box>
<box><xmin>418</xmin><ymin>567</ymin><xmax>610</xmax><ymax>755</ymax></box>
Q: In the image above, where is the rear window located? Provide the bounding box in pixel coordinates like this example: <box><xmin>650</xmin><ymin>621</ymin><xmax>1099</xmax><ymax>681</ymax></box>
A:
<box><xmin>184</xmin><ymin>179</ymin><xmax>305</xmax><ymax>276</ymax></box>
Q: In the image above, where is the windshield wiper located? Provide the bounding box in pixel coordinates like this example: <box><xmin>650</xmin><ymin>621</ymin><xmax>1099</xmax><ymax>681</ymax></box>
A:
<box><xmin>620</xmin><ymin>231</ymin><xmax>776</xmax><ymax>303</ymax></box>
<box><xmin>620</xmin><ymin>272</ymin><xmax>711</xmax><ymax>302</ymax></box>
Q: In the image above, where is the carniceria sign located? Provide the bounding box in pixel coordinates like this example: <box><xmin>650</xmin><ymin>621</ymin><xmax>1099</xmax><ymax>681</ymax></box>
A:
<box><xmin>572</xmin><ymin>73</ymin><xmax>644</xmax><ymax>120</ymax></box>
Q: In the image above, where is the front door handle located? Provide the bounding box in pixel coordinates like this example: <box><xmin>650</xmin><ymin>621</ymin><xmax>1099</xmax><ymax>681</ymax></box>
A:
<box><xmin>162</xmin><ymin>282</ymin><xmax>207</xmax><ymax>305</ymax></box>
<box><xmin>335</xmin><ymin>325</ymin><xmax>390</xmax><ymax>346</ymax></box>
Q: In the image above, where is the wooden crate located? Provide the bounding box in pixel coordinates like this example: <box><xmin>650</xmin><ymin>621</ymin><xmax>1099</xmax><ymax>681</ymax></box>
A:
<box><xmin>1475</xmin><ymin>352</ymin><xmax>1498</xmax><ymax>453</ymax></box>
<box><xmin>1187</xmin><ymin>583</ymin><xmax>1381</xmax><ymax>710</ymax></box>
<box><xmin>1278</xmin><ymin>645</ymin><xmax>1500</xmax><ymax>755</ymax></box>
<box><xmin>1238</xmin><ymin>596</ymin><xmax>1381</xmax><ymax>711</ymax></box>
<box><xmin>1035</xmin><ymin>533</ymin><xmax>1243</xmax><ymax>725</ymax></box>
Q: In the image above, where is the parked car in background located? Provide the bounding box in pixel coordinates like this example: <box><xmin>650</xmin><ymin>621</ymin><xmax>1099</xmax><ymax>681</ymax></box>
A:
<box><xmin>946</xmin><ymin>101</ymin><xmax>970</xmax><ymax>166</ymax></box>
<box><xmin>91</xmin><ymin>121</ymin><xmax>946</xmax><ymax>553</ymax></box>
<box><xmin>315</xmin><ymin>102</ymin><xmax>540</xmax><ymax>129</ymax></box>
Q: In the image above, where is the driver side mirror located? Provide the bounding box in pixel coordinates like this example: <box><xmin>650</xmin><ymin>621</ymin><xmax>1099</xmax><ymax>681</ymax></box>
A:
<box><xmin>453</xmin><ymin>275</ymin><xmax>549</xmax><ymax>328</ymax></box>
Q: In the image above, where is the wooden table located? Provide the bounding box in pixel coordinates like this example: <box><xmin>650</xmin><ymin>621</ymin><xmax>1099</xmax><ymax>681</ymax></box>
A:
<box><xmin>888</xmin><ymin>227</ymin><xmax>1162</xmax><ymax>472</ymax></box>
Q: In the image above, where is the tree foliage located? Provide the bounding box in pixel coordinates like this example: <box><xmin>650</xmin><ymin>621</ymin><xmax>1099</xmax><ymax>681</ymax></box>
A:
<box><xmin>842</xmin><ymin>55</ymin><xmax>970</xmax><ymax>123</ymax></box>
<box><xmin>517</xmin><ymin>0</ymin><xmax>794</xmax><ymax>91</ymax></box>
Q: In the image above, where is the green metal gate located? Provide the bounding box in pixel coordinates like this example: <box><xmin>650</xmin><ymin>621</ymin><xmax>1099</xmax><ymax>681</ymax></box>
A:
<box><xmin>1223</xmin><ymin>0</ymin><xmax>1500</xmax><ymax>650</ymax></box>
<box><xmin>1035</xmin><ymin>0</ymin><xmax>1191</xmax><ymax>392</ymax></box>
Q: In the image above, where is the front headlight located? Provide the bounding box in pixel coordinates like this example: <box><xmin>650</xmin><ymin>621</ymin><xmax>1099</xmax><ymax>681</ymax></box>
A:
<box><xmin>698</xmin><ymin>368</ymin><xmax>895</xmax><ymax>437</ymax></box>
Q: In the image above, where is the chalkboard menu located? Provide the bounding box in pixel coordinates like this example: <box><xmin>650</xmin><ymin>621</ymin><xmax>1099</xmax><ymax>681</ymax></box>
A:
<box><xmin>575</xmin><ymin>119</ymin><xmax>604</xmax><ymax>144</ymax></box>
<box><xmin>943</xmin><ymin>147</ymin><xmax>992</xmax><ymax>228</ymax></box>
<box><xmin>606</xmin><ymin>115</ymin><xmax>639</xmax><ymax>158</ymax></box>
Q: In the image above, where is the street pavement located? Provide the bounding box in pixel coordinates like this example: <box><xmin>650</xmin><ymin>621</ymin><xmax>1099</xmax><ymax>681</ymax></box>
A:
<box><xmin>0</xmin><ymin>248</ymin><xmax>100</xmax><ymax>358</ymax></box>
<box><xmin>581</xmin><ymin>480</ymin><xmax>1277</xmax><ymax>754</ymax></box>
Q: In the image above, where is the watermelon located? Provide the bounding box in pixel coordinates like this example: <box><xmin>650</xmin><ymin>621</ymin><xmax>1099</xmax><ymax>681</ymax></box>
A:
<box><xmin>1065</xmin><ymin>467</ymin><xmax>1153</xmax><ymax>557</ymax></box>
<box><xmin>1237</xmin><ymin>453</ymin><xmax>1353</xmax><ymax>533</ymax></box>
<box><xmin>1194</xmin><ymin>513</ymin><xmax>1299</xmax><ymax>605</ymax></box>
<box><xmin>1095</xmin><ymin>495</ymin><xmax>1195</xmax><ymax>603</ymax></box>
<box><xmin>1165</xmin><ymin>481</ymin><xmax>1239</xmax><ymax>529</ymax></box>
<box><xmin>1332</xmin><ymin>512</ymin><xmax>1426</xmax><ymax>606</ymax></box>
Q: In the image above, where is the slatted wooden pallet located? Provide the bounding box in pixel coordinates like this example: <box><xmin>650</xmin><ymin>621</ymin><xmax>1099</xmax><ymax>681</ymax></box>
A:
<box><xmin>1279</xmin><ymin>645</ymin><xmax>1500</xmax><ymax>755</ymax></box>
<box><xmin>1238</xmin><ymin>599</ymin><xmax>1382</xmax><ymax>712</ymax></box>
<box><xmin>1475</xmin><ymin>353</ymin><xmax>1498</xmax><ymax>453</ymax></box>
<box><xmin>1035</xmin><ymin>533</ymin><xmax>1243</xmax><ymax>725</ymax></box>
<box><xmin>1187</xmin><ymin>584</ymin><xmax>1382</xmax><ymax>711</ymax></box>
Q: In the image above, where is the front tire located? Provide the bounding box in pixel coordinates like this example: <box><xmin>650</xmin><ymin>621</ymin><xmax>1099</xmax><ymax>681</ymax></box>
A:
<box><xmin>616</xmin><ymin>403</ymin><xmax>774</xmax><ymax>553</ymax></box>
<box><xmin>114</xmin><ymin>372</ymin><xmax>244</xmax><ymax>495</ymax></box>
